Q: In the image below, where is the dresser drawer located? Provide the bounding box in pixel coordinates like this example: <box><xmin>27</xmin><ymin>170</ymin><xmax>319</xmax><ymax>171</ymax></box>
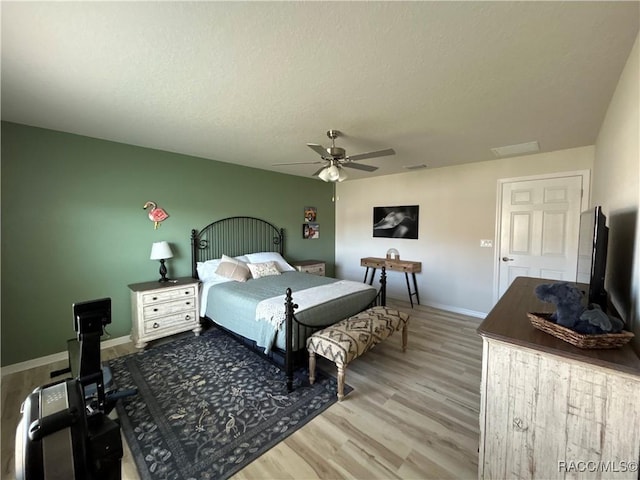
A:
<box><xmin>144</xmin><ymin>310</ymin><xmax>197</xmax><ymax>335</ymax></box>
<box><xmin>142</xmin><ymin>286</ymin><xmax>196</xmax><ymax>305</ymax></box>
<box><xmin>143</xmin><ymin>298</ymin><xmax>196</xmax><ymax>318</ymax></box>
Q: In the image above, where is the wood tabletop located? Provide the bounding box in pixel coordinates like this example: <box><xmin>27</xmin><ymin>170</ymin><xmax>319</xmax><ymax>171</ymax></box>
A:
<box><xmin>478</xmin><ymin>276</ymin><xmax>640</xmax><ymax>376</ymax></box>
<box><xmin>360</xmin><ymin>257</ymin><xmax>422</xmax><ymax>273</ymax></box>
<box><xmin>128</xmin><ymin>276</ymin><xmax>200</xmax><ymax>291</ymax></box>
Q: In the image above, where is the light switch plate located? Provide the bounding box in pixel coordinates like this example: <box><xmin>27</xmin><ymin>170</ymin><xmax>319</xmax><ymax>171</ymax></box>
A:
<box><xmin>480</xmin><ymin>239</ymin><xmax>493</xmax><ymax>248</ymax></box>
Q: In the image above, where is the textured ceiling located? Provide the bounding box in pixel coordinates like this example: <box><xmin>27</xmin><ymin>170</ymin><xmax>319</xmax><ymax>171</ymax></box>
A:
<box><xmin>2</xmin><ymin>1</ymin><xmax>638</xmax><ymax>180</ymax></box>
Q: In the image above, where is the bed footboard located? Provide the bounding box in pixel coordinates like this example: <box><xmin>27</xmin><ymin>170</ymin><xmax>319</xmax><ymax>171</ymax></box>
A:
<box><xmin>282</xmin><ymin>267</ymin><xmax>386</xmax><ymax>392</ymax></box>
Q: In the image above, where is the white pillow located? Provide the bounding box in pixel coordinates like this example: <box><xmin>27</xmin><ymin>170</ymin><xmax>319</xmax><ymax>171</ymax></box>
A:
<box><xmin>245</xmin><ymin>252</ymin><xmax>295</xmax><ymax>272</ymax></box>
<box><xmin>215</xmin><ymin>254</ymin><xmax>251</xmax><ymax>282</ymax></box>
<box><xmin>197</xmin><ymin>259</ymin><xmax>222</xmax><ymax>282</ymax></box>
<box><xmin>247</xmin><ymin>261</ymin><xmax>282</xmax><ymax>279</ymax></box>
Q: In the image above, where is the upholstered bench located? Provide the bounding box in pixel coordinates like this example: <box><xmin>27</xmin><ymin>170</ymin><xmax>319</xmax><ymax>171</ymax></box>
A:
<box><xmin>306</xmin><ymin>306</ymin><xmax>410</xmax><ymax>400</ymax></box>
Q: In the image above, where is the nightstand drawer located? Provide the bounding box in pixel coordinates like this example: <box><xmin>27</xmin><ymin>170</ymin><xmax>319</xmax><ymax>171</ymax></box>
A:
<box><xmin>144</xmin><ymin>310</ymin><xmax>197</xmax><ymax>334</ymax></box>
<box><xmin>292</xmin><ymin>260</ymin><xmax>326</xmax><ymax>276</ymax></box>
<box><xmin>142</xmin><ymin>286</ymin><xmax>196</xmax><ymax>305</ymax></box>
<box><xmin>143</xmin><ymin>298</ymin><xmax>196</xmax><ymax>318</ymax></box>
<box><xmin>304</xmin><ymin>264</ymin><xmax>325</xmax><ymax>276</ymax></box>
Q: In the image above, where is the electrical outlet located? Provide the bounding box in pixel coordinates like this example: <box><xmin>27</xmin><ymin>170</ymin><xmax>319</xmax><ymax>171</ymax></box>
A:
<box><xmin>480</xmin><ymin>239</ymin><xmax>493</xmax><ymax>248</ymax></box>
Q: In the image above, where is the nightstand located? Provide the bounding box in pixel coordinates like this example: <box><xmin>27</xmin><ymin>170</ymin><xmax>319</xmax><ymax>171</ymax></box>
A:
<box><xmin>129</xmin><ymin>277</ymin><xmax>201</xmax><ymax>349</ymax></box>
<box><xmin>291</xmin><ymin>260</ymin><xmax>326</xmax><ymax>276</ymax></box>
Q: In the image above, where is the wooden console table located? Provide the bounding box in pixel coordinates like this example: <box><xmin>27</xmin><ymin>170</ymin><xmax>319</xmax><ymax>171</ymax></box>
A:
<box><xmin>477</xmin><ymin>276</ymin><xmax>640</xmax><ymax>479</ymax></box>
<box><xmin>360</xmin><ymin>257</ymin><xmax>422</xmax><ymax>307</ymax></box>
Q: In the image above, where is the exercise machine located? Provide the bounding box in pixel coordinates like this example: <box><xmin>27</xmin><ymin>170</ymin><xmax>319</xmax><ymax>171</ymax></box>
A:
<box><xmin>15</xmin><ymin>298</ymin><xmax>136</xmax><ymax>480</ymax></box>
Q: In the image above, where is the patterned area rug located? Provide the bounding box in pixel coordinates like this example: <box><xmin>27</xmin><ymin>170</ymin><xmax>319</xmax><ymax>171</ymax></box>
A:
<box><xmin>109</xmin><ymin>328</ymin><xmax>346</xmax><ymax>480</ymax></box>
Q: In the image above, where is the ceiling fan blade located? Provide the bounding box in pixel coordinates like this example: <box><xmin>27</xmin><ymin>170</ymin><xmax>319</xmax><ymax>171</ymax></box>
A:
<box><xmin>347</xmin><ymin>148</ymin><xmax>396</xmax><ymax>162</ymax></box>
<box><xmin>342</xmin><ymin>162</ymin><xmax>378</xmax><ymax>172</ymax></box>
<box><xmin>307</xmin><ymin>143</ymin><xmax>329</xmax><ymax>157</ymax></box>
<box><xmin>273</xmin><ymin>161</ymin><xmax>323</xmax><ymax>166</ymax></box>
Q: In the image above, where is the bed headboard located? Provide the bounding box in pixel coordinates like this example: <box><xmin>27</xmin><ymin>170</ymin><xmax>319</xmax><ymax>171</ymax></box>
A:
<box><xmin>191</xmin><ymin>216</ymin><xmax>285</xmax><ymax>278</ymax></box>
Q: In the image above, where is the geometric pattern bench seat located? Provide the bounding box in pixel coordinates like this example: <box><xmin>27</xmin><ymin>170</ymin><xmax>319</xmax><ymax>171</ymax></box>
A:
<box><xmin>306</xmin><ymin>306</ymin><xmax>410</xmax><ymax>400</ymax></box>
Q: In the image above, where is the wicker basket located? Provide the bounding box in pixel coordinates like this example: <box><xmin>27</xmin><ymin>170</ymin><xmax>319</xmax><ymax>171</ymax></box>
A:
<box><xmin>527</xmin><ymin>312</ymin><xmax>634</xmax><ymax>349</ymax></box>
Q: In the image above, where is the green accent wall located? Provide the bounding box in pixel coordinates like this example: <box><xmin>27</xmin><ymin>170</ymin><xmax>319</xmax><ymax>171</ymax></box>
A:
<box><xmin>1</xmin><ymin>121</ymin><xmax>336</xmax><ymax>366</ymax></box>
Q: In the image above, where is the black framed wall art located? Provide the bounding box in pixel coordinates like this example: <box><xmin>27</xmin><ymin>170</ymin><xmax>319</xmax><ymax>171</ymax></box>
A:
<box><xmin>373</xmin><ymin>205</ymin><xmax>419</xmax><ymax>239</ymax></box>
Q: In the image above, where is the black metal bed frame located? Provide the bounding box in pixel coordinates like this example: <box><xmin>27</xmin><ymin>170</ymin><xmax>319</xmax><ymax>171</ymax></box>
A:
<box><xmin>191</xmin><ymin>216</ymin><xmax>386</xmax><ymax>391</ymax></box>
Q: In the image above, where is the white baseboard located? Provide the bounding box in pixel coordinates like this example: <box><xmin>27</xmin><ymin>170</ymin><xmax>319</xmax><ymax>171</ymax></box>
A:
<box><xmin>1</xmin><ymin>335</ymin><xmax>132</xmax><ymax>377</ymax></box>
<box><xmin>387</xmin><ymin>294</ymin><xmax>487</xmax><ymax>319</ymax></box>
<box><xmin>425</xmin><ymin>301</ymin><xmax>487</xmax><ymax>319</ymax></box>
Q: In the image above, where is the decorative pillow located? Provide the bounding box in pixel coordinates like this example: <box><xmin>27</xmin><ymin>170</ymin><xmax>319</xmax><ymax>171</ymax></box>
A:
<box><xmin>215</xmin><ymin>254</ymin><xmax>251</xmax><ymax>282</ymax></box>
<box><xmin>197</xmin><ymin>259</ymin><xmax>222</xmax><ymax>282</ymax></box>
<box><xmin>245</xmin><ymin>252</ymin><xmax>295</xmax><ymax>272</ymax></box>
<box><xmin>247</xmin><ymin>261</ymin><xmax>282</xmax><ymax>279</ymax></box>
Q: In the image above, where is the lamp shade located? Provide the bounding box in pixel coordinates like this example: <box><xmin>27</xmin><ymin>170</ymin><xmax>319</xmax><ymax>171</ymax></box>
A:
<box><xmin>318</xmin><ymin>167</ymin><xmax>331</xmax><ymax>182</ymax></box>
<box><xmin>318</xmin><ymin>164</ymin><xmax>348</xmax><ymax>182</ymax></box>
<box><xmin>150</xmin><ymin>241</ymin><xmax>173</xmax><ymax>260</ymax></box>
<box><xmin>326</xmin><ymin>165</ymin><xmax>340</xmax><ymax>181</ymax></box>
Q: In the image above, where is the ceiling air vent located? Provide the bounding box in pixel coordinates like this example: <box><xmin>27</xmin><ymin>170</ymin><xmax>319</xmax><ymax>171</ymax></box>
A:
<box><xmin>491</xmin><ymin>141</ymin><xmax>540</xmax><ymax>158</ymax></box>
<box><xmin>403</xmin><ymin>164</ymin><xmax>428</xmax><ymax>170</ymax></box>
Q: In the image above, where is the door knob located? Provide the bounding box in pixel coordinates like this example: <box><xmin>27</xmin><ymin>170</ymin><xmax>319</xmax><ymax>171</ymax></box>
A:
<box><xmin>502</xmin><ymin>257</ymin><xmax>514</xmax><ymax>262</ymax></box>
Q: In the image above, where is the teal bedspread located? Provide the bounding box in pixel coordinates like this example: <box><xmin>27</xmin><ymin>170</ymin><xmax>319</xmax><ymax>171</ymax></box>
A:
<box><xmin>204</xmin><ymin>271</ymin><xmax>377</xmax><ymax>352</ymax></box>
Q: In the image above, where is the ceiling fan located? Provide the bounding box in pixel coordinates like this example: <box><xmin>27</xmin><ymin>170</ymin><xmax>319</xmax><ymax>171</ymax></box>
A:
<box><xmin>273</xmin><ymin>130</ymin><xmax>395</xmax><ymax>182</ymax></box>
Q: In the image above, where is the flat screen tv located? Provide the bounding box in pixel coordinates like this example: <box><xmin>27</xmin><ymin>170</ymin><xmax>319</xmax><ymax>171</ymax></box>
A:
<box><xmin>576</xmin><ymin>206</ymin><xmax>609</xmax><ymax>311</ymax></box>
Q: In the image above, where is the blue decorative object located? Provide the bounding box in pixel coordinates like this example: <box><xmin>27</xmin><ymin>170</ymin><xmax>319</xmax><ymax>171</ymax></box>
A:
<box><xmin>534</xmin><ymin>282</ymin><xmax>624</xmax><ymax>334</ymax></box>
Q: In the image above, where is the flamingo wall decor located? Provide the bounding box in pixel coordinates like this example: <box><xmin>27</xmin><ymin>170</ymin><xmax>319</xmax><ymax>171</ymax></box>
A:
<box><xmin>143</xmin><ymin>201</ymin><xmax>169</xmax><ymax>229</ymax></box>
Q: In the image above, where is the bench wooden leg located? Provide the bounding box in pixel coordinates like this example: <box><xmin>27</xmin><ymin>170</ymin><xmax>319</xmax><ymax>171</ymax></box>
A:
<box><xmin>402</xmin><ymin>323</ymin><xmax>408</xmax><ymax>352</ymax></box>
<box><xmin>337</xmin><ymin>363</ymin><xmax>345</xmax><ymax>401</ymax></box>
<box><xmin>308</xmin><ymin>351</ymin><xmax>316</xmax><ymax>385</ymax></box>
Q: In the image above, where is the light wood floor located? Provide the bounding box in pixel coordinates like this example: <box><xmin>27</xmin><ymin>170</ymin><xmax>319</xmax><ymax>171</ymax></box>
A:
<box><xmin>2</xmin><ymin>300</ymin><xmax>483</xmax><ymax>479</ymax></box>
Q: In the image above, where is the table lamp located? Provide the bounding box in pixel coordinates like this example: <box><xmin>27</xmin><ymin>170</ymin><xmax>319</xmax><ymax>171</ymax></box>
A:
<box><xmin>150</xmin><ymin>241</ymin><xmax>173</xmax><ymax>282</ymax></box>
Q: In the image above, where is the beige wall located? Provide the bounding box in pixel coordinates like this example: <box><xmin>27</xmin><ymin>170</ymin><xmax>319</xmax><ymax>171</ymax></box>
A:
<box><xmin>335</xmin><ymin>146</ymin><xmax>594</xmax><ymax>316</ymax></box>
<box><xmin>593</xmin><ymin>33</ymin><xmax>639</xmax><ymax>349</ymax></box>
<box><xmin>335</xmin><ymin>32</ymin><xmax>639</xmax><ymax>343</ymax></box>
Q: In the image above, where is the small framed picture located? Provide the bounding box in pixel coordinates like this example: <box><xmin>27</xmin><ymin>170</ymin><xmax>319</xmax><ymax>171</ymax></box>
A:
<box><xmin>303</xmin><ymin>223</ymin><xmax>319</xmax><ymax>239</ymax></box>
<box><xmin>304</xmin><ymin>207</ymin><xmax>317</xmax><ymax>223</ymax></box>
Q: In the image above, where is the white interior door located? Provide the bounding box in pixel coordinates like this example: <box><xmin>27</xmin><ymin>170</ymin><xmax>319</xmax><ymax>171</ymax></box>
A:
<box><xmin>497</xmin><ymin>174</ymin><xmax>586</xmax><ymax>298</ymax></box>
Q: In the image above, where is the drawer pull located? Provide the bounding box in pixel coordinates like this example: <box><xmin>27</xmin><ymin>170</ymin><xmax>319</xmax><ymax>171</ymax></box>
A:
<box><xmin>184</xmin><ymin>291</ymin><xmax>190</xmax><ymax>295</ymax></box>
<box><xmin>185</xmin><ymin>315</ymin><xmax>191</xmax><ymax>320</ymax></box>
<box><xmin>186</xmin><ymin>302</ymin><xmax>191</xmax><ymax>306</ymax></box>
<box><xmin>153</xmin><ymin>322</ymin><xmax>160</xmax><ymax>329</ymax></box>
<box><xmin>153</xmin><ymin>308</ymin><xmax>158</xmax><ymax>312</ymax></box>
<box><xmin>152</xmin><ymin>296</ymin><xmax>158</xmax><ymax>301</ymax></box>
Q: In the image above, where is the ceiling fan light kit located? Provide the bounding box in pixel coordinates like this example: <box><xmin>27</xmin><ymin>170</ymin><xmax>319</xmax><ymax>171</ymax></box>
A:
<box><xmin>318</xmin><ymin>163</ymin><xmax>347</xmax><ymax>182</ymax></box>
<box><xmin>317</xmin><ymin>167</ymin><xmax>332</xmax><ymax>182</ymax></box>
<box><xmin>274</xmin><ymin>129</ymin><xmax>396</xmax><ymax>182</ymax></box>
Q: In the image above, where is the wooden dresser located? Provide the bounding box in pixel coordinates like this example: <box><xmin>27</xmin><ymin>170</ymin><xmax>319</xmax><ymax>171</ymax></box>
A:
<box><xmin>477</xmin><ymin>276</ymin><xmax>640</xmax><ymax>479</ymax></box>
